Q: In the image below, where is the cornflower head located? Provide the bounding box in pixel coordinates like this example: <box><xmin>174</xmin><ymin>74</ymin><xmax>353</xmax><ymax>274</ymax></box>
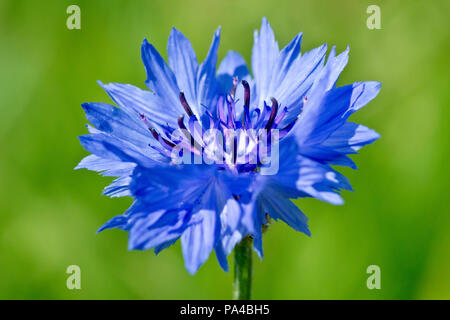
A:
<box><xmin>77</xmin><ymin>18</ymin><xmax>380</xmax><ymax>275</ymax></box>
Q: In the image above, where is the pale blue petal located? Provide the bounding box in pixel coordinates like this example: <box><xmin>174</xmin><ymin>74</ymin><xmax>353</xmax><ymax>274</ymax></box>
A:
<box><xmin>168</xmin><ymin>28</ymin><xmax>199</xmax><ymax>115</ymax></box>
<box><xmin>81</xmin><ymin>102</ymin><xmax>154</xmax><ymax>151</ymax></box>
<box><xmin>103</xmin><ymin>176</ymin><xmax>132</xmax><ymax>198</ymax></box>
<box><xmin>277</xmin><ymin>44</ymin><xmax>327</xmax><ymax>125</ymax></box>
<box><xmin>323</xmin><ymin>46</ymin><xmax>349</xmax><ymax>90</ymax></box>
<box><xmin>98</xmin><ymin>81</ymin><xmax>179</xmax><ymax>127</ymax></box>
<box><xmin>141</xmin><ymin>39</ymin><xmax>181</xmax><ymax>112</ymax></box>
<box><xmin>79</xmin><ymin>133</ymin><xmax>156</xmax><ymax>167</ymax></box>
<box><xmin>75</xmin><ymin>154</ymin><xmax>135</xmax><ymax>177</ymax></box>
<box><xmin>294</xmin><ymin>75</ymin><xmax>381</xmax><ymax>146</ymax></box>
<box><xmin>252</xmin><ymin>17</ymin><xmax>279</xmax><ymax>107</ymax></box>
<box><xmin>322</xmin><ymin>122</ymin><xmax>381</xmax><ymax>153</ymax></box>
<box><xmin>268</xmin><ymin>33</ymin><xmax>302</xmax><ymax>97</ymax></box>
<box><xmin>196</xmin><ymin>27</ymin><xmax>221</xmax><ymax>113</ymax></box>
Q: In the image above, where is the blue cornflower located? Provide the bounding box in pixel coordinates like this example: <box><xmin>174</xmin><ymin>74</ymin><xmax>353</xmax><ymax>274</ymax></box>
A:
<box><xmin>76</xmin><ymin>18</ymin><xmax>380</xmax><ymax>274</ymax></box>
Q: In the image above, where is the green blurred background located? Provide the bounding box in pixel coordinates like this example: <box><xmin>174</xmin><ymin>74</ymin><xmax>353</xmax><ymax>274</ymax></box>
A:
<box><xmin>0</xmin><ymin>0</ymin><xmax>449</xmax><ymax>299</ymax></box>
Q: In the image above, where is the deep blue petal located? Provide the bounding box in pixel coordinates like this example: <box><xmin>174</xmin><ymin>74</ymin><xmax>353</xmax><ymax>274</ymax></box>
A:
<box><xmin>181</xmin><ymin>209</ymin><xmax>219</xmax><ymax>274</ymax></box>
<box><xmin>128</xmin><ymin>209</ymin><xmax>191</xmax><ymax>251</ymax></box>
<box><xmin>214</xmin><ymin>241</ymin><xmax>229</xmax><ymax>272</ymax></box>
<box><xmin>97</xmin><ymin>215</ymin><xmax>129</xmax><ymax>233</ymax></box>
<box><xmin>258</xmin><ymin>185</ymin><xmax>311</xmax><ymax>236</ymax></box>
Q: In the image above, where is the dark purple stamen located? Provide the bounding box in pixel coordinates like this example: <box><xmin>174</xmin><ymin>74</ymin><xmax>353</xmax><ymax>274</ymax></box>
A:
<box><xmin>232</xmin><ymin>134</ymin><xmax>237</xmax><ymax>164</ymax></box>
<box><xmin>150</xmin><ymin>128</ymin><xmax>159</xmax><ymax>140</ymax></box>
<box><xmin>179</xmin><ymin>91</ymin><xmax>194</xmax><ymax>117</ymax></box>
<box><xmin>140</xmin><ymin>113</ymin><xmax>175</xmax><ymax>149</ymax></box>
<box><xmin>265</xmin><ymin>97</ymin><xmax>279</xmax><ymax>130</ymax></box>
<box><xmin>151</xmin><ymin>128</ymin><xmax>176</xmax><ymax>149</ymax></box>
<box><xmin>177</xmin><ymin>115</ymin><xmax>188</xmax><ymax>131</ymax></box>
<box><xmin>242</xmin><ymin>80</ymin><xmax>250</xmax><ymax>107</ymax></box>
<box><xmin>241</xmin><ymin>80</ymin><xmax>251</xmax><ymax>128</ymax></box>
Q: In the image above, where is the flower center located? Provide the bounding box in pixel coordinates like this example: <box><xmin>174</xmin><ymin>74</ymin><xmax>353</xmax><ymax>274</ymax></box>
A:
<box><xmin>140</xmin><ymin>79</ymin><xmax>298</xmax><ymax>173</ymax></box>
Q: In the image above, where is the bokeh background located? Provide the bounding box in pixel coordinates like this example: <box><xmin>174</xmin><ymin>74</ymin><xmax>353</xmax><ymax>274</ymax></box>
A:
<box><xmin>0</xmin><ymin>0</ymin><xmax>449</xmax><ymax>299</ymax></box>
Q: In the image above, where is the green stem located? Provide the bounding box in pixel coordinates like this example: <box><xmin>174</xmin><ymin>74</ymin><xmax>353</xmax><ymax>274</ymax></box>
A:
<box><xmin>233</xmin><ymin>236</ymin><xmax>253</xmax><ymax>300</ymax></box>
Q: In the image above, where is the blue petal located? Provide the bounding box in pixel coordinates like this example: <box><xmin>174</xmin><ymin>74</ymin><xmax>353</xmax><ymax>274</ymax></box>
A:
<box><xmin>128</xmin><ymin>164</ymin><xmax>252</xmax><ymax>271</ymax></box>
<box><xmin>217</xmin><ymin>50</ymin><xmax>250</xmax><ymax>93</ymax></box>
<box><xmin>323</xmin><ymin>46</ymin><xmax>349</xmax><ymax>90</ymax></box>
<box><xmin>301</xmin><ymin>122</ymin><xmax>381</xmax><ymax>168</ymax></box>
<box><xmin>239</xmin><ymin>196</ymin><xmax>265</xmax><ymax>258</ymax></box>
<box><xmin>297</xmin><ymin>145</ymin><xmax>357</xmax><ymax>169</ymax></box>
<box><xmin>179</xmin><ymin>171</ymin><xmax>246</xmax><ymax>273</ymax></box>
<box><xmin>130</xmin><ymin>165</ymin><xmax>215</xmax><ymax>211</ymax></box>
<box><xmin>168</xmin><ymin>28</ymin><xmax>199</xmax><ymax>115</ymax></box>
<box><xmin>217</xmin><ymin>50</ymin><xmax>254</xmax><ymax>118</ymax></box>
<box><xmin>79</xmin><ymin>133</ymin><xmax>157</xmax><ymax>167</ymax></box>
<box><xmin>268</xmin><ymin>33</ymin><xmax>302</xmax><ymax>97</ymax></box>
<box><xmin>196</xmin><ymin>27</ymin><xmax>221</xmax><ymax>113</ymax></box>
<box><xmin>97</xmin><ymin>215</ymin><xmax>129</xmax><ymax>233</ymax></box>
<box><xmin>98</xmin><ymin>81</ymin><xmax>180</xmax><ymax>127</ymax></box>
<box><xmin>258</xmin><ymin>185</ymin><xmax>311</xmax><ymax>236</ymax></box>
<box><xmin>154</xmin><ymin>238</ymin><xmax>178</xmax><ymax>255</ymax></box>
<box><xmin>75</xmin><ymin>154</ymin><xmax>135</xmax><ymax>177</ymax></box>
<box><xmin>181</xmin><ymin>209</ymin><xmax>219</xmax><ymax>274</ymax></box>
<box><xmin>220</xmin><ymin>199</ymin><xmax>247</xmax><ymax>255</ymax></box>
<box><xmin>81</xmin><ymin>102</ymin><xmax>157</xmax><ymax>152</ymax></box>
<box><xmin>322</xmin><ymin>122</ymin><xmax>381</xmax><ymax>153</ymax></box>
<box><xmin>214</xmin><ymin>241</ymin><xmax>229</xmax><ymax>272</ymax></box>
<box><xmin>97</xmin><ymin>201</ymin><xmax>150</xmax><ymax>233</ymax></box>
<box><xmin>277</xmin><ymin>44</ymin><xmax>327</xmax><ymax>125</ymax></box>
<box><xmin>252</xmin><ymin>17</ymin><xmax>279</xmax><ymax>107</ymax></box>
<box><xmin>294</xmin><ymin>75</ymin><xmax>381</xmax><ymax>146</ymax></box>
<box><xmin>141</xmin><ymin>39</ymin><xmax>181</xmax><ymax>114</ymax></box>
<box><xmin>128</xmin><ymin>209</ymin><xmax>191</xmax><ymax>251</ymax></box>
<box><xmin>103</xmin><ymin>176</ymin><xmax>132</xmax><ymax>198</ymax></box>
<box><xmin>295</xmin><ymin>156</ymin><xmax>352</xmax><ymax>205</ymax></box>
<box><xmin>268</xmin><ymin>138</ymin><xmax>352</xmax><ymax>205</ymax></box>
